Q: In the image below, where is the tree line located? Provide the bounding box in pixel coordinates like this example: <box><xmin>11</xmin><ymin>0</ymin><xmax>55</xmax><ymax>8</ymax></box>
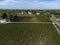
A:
<box><xmin>1</xmin><ymin>13</ymin><xmax>18</xmax><ymax>21</ymax></box>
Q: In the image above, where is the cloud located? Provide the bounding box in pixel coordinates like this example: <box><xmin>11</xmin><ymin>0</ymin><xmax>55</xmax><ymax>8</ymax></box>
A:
<box><xmin>0</xmin><ymin>0</ymin><xmax>16</xmax><ymax>5</ymax></box>
<box><xmin>0</xmin><ymin>0</ymin><xmax>60</xmax><ymax>9</ymax></box>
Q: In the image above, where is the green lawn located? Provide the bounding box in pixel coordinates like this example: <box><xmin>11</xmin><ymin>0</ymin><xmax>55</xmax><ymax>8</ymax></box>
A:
<box><xmin>36</xmin><ymin>15</ymin><xmax>51</xmax><ymax>22</ymax></box>
<box><xmin>55</xmin><ymin>15</ymin><xmax>60</xmax><ymax>19</ymax></box>
<box><xmin>0</xmin><ymin>23</ymin><xmax>60</xmax><ymax>45</ymax></box>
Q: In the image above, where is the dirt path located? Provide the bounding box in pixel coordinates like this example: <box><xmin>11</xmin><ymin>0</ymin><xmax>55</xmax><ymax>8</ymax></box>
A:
<box><xmin>8</xmin><ymin>22</ymin><xmax>51</xmax><ymax>24</ymax></box>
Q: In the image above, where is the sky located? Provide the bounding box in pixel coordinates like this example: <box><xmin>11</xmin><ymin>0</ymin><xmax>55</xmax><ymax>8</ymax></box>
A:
<box><xmin>0</xmin><ymin>0</ymin><xmax>60</xmax><ymax>9</ymax></box>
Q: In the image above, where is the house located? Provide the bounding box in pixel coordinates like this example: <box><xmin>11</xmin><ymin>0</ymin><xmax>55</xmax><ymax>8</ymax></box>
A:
<box><xmin>21</xmin><ymin>12</ymin><xmax>24</xmax><ymax>14</ymax></box>
<box><xmin>0</xmin><ymin>19</ymin><xmax>7</xmax><ymax>23</ymax></box>
<box><xmin>36</xmin><ymin>12</ymin><xmax>40</xmax><ymax>15</ymax></box>
<box><xmin>28</xmin><ymin>11</ymin><xmax>32</xmax><ymax>15</ymax></box>
<box><xmin>0</xmin><ymin>16</ymin><xmax>11</xmax><ymax>23</ymax></box>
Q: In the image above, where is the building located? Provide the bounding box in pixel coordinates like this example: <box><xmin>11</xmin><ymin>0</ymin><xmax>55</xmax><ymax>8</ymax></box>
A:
<box><xmin>0</xmin><ymin>16</ymin><xmax>11</xmax><ymax>23</ymax></box>
<box><xmin>28</xmin><ymin>11</ymin><xmax>32</xmax><ymax>15</ymax></box>
<box><xmin>36</xmin><ymin>12</ymin><xmax>40</xmax><ymax>15</ymax></box>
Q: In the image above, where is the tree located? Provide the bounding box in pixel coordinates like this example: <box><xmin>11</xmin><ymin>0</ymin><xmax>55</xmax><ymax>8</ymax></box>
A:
<box><xmin>2</xmin><ymin>13</ymin><xmax>7</xmax><ymax>19</ymax></box>
<box><xmin>14</xmin><ymin>14</ymin><xmax>18</xmax><ymax>20</ymax></box>
<box><xmin>31</xmin><ymin>10</ymin><xmax>36</xmax><ymax>14</ymax></box>
<box><xmin>9</xmin><ymin>14</ymin><xmax>13</xmax><ymax>21</ymax></box>
<box><xmin>14</xmin><ymin>15</ymin><xmax>17</xmax><ymax>19</ymax></box>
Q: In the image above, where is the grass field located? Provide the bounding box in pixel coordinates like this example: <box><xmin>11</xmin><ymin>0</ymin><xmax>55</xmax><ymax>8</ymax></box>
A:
<box><xmin>11</xmin><ymin>14</ymin><xmax>39</xmax><ymax>22</ymax></box>
<box><xmin>36</xmin><ymin>15</ymin><xmax>51</xmax><ymax>22</ymax></box>
<box><xmin>12</xmin><ymin>15</ymin><xmax>51</xmax><ymax>22</ymax></box>
<box><xmin>55</xmin><ymin>15</ymin><xmax>60</xmax><ymax>19</ymax></box>
<box><xmin>0</xmin><ymin>23</ymin><xmax>60</xmax><ymax>45</ymax></box>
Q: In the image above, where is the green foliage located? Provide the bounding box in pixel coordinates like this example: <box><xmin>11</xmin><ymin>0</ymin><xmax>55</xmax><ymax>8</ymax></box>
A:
<box><xmin>2</xmin><ymin>13</ymin><xmax>8</xmax><ymax>19</ymax></box>
<box><xmin>55</xmin><ymin>15</ymin><xmax>60</xmax><ymax>19</ymax></box>
<box><xmin>36</xmin><ymin>15</ymin><xmax>51</xmax><ymax>22</ymax></box>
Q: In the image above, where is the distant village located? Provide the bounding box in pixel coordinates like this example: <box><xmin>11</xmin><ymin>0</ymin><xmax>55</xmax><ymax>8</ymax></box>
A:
<box><xmin>0</xmin><ymin>10</ymin><xmax>51</xmax><ymax>23</ymax></box>
<box><xmin>0</xmin><ymin>10</ymin><xmax>60</xmax><ymax>23</ymax></box>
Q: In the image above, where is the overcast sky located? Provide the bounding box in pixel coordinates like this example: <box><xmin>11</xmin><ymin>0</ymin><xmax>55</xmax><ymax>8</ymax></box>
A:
<box><xmin>0</xmin><ymin>0</ymin><xmax>60</xmax><ymax>9</ymax></box>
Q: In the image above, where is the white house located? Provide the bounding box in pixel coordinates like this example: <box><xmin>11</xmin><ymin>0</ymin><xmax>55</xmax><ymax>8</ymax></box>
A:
<box><xmin>28</xmin><ymin>11</ymin><xmax>32</xmax><ymax>15</ymax></box>
<box><xmin>0</xmin><ymin>19</ymin><xmax>11</xmax><ymax>23</ymax></box>
<box><xmin>0</xmin><ymin>19</ymin><xmax>7</xmax><ymax>23</ymax></box>
<box><xmin>36</xmin><ymin>13</ymin><xmax>40</xmax><ymax>15</ymax></box>
<box><xmin>0</xmin><ymin>17</ymin><xmax>11</xmax><ymax>23</ymax></box>
<box><xmin>21</xmin><ymin>12</ymin><xmax>24</xmax><ymax>14</ymax></box>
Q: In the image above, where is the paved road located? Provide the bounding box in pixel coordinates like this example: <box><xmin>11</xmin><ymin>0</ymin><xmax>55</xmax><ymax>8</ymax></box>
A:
<box><xmin>51</xmin><ymin>15</ymin><xmax>60</xmax><ymax>35</ymax></box>
<box><xmin>52</xmin><ymin>23</ymin><xmax>60</xmax><ymax>35</ymax></box>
